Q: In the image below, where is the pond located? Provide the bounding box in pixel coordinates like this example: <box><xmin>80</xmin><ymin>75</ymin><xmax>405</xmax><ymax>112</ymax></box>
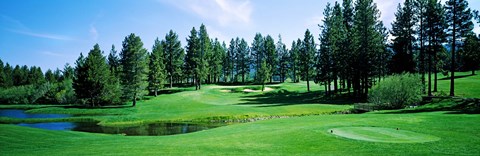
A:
<box><xmin>0</xmin><ymin>109</ymin><xmax>71</xmax><ymax>118</ymax></box>
<box><xmin>0</xmin><ymin>109</ymin><xmax>224</xmax><ymax>136</ymax></box>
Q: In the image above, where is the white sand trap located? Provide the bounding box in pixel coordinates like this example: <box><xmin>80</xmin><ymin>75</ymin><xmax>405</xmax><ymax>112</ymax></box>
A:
<box><xmin>328</xmin><ymin>127</ymin><xmax>440</xmax><ymax>143</ymax></box>
<box><xmin>219</xmin><ymin>89</ymin><xmax>231</xmax><ymax>93</ymax></box>
<box><xmin>243</xmin><ymin>87</ymin><xmax>273</xmax><ymax>93</ymax></box>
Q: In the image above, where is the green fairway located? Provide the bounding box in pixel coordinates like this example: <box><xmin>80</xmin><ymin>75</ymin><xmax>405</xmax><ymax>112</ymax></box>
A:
<box><xmin>1</xmin><ymin>73</ymin><xmax>479</xmax><ymax>155</ymax></box>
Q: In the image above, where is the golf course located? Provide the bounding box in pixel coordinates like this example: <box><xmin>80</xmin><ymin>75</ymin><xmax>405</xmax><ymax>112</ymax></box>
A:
<box><xmin>1</xmin><ymin>0</ymin><xmax>480</xmax><ymax>155</ymax></box>
<box><xmin>1</xmin><ymin>71</ymin><xmax>479</xmax><ymax>155</ymax></box>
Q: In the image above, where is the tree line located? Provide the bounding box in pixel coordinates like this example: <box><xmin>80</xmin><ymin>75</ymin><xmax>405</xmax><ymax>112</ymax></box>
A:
<box><xmin>0</xmin><ymin>0</ymin><xmax>479</xmax><ymax>106</ymax></box>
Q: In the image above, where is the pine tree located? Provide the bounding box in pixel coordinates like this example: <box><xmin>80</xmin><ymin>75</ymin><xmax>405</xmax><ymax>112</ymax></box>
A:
<box><xmin>251</xmin><ymin>33</ymin><xmax>264</xmax><ymax>81</ymax></box>
<box><xmin>107</xmin><ymin>44</ymin><xmax>120</xmax><ymax>77</ymax></box>
<box><xmin>227</xmin><ymin>38</ymin><xmax>237</xmax><ymax>83</ymax></box>
<box><xmin>149</xmin><ymin>38</ymin><xmax>166</xmax><ymax>96</ymax></box>
<box><xmin>289</xmin><ymin>40</ymin><xmax>300</xmax><ymax>83</ymax></box>
<box><xmin>62</xmin><ymin>63</ymin><xmax>74</xmax><ymax>80</ymax></box>
<box><xmin>300</xmin><ymin>29</ymin><xmax>315</xmax><ymax>92</ymax></box>
<box><xmin>45</xmin><ymin>69</ymin><xmax>56</xmax><ymax>83</ymax></box>
<box><xmin>415</xmin><ymin>0</ymin><xmax>428</xmax><ymax>94</ymax></box>
<box><xmin>120</xmin><ymin>34</ymin><xmax>148</xmax><ymax>107</ymax></box>
<box><xmin>317</xmin><ymin>3</ymin><xmax>333</xmax><ymax>95</ymax></box>
<box><xmin>0</xmin><ymin>59</ymin><xmax>5</xmax><ymax>87</ymax></box>
<box><xmin>236</xmin><ymin>38</ymin><xmax>250</xmax><ymax>83</ymax></box>
<box><xmin>276</xmin><ymin>35</ymin><xmax>289</xmax><ymax>83</ymax></box>
<box><xmin>390</xmin><ymin>0</ymin><xmax>416</xmax><ymax>74</ymax></box>
<box><xmin>73</xmin><ymin>44</ymin><xmax>117</xmax><ymax>107</ymax></box>
<box><xmin>331</xmin><ymin>2</ymin><xmax>347</xmax><ymax>94</ymax></box>
<box><xmin>27</xmin><ymin>66</ymin><xmax>45</xmax><ymax>85</ymax></box>
<box><xmin>73</xmin><ymin>53</ymin><xmax>87</xmax><ymax>104</ymax></box>
<box><xmin>343</xmin><ymin>0</ymin><xmax>355</xmax><ymax>93</ymax></box>
<box><xmin>257</xmin><ymin>60</ymin><xmax>270</xmax><ymax>91</ymax></box>
<box><xmin>445</xmin><ymin>0</ymin><xmax>474</xmax><ymax>96</ymax></box>
<box><xmin>197</xmin><ymin>24</ymin><xmax>211</xmax><ymax>88</ymax></box>
<box><xmin>163</xmin><ymin>30</ymin><xmax>185</xmax><ymax>88</ymax></box>
<box><xmin>425</xmin><ymin>0</ymin><xmax>447</xmax><ymax>94</ymax></box>
<box><xmin>185</xmin><ymin>27</ymin><xmax>200</xmax><ymax>88</ymax></box>
<box><xmin>462</xmin><ymin>33</ymin><xmax>480</xmax><ymax>75</ymax></box>
<box><xmin>211</xmin><ymin>38</ymin><xmax>225</xmax><ymax>83</ymax></box>
<box><xmin>352</xmin><ymin>0</ymin><xmax>383</xmax><ymax>98</ymax></box>
<box><xmin>264</xmin><ymin>35</ymin><xmax>277</xmax><ymax>83</ymax></box>
<box><xmin>3</xmin><ymin>63</ymin><xmax>13</xmax><ymax>88</ymax></box>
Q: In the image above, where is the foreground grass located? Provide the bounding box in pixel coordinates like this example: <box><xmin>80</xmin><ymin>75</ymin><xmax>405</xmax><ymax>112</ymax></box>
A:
<box><xmin>1</xmin><ymin>111</ymin><xmax>479</xmax><ymax>155</ymax></box>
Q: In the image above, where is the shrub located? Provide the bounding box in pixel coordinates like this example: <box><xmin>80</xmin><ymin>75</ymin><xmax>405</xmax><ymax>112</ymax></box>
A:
<box><xmin>369</xmin><ymin>73</ymin><xmax>422</xmax><ymax>109</ymax></box>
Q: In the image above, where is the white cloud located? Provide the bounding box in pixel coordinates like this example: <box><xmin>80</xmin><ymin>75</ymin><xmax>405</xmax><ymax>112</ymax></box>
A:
<box><xmin>374</xmin><ymin>0</ymin><xmax>400</xmax><ymax>28</ymax></box>
<box><xmin>305</xmin><ymin>15</ymin><xmax>324</xmax><ymax>28</ymax></box>
<box><xmin>206</xmin><ymin>25</ymin><xmax>229</xmax><ymax>42</ymax></box>
<box><xmin>90</xmin><ymin>24</ymin><xmax>99</xmax><ymax>41</ymax></box>
<box><xmin>163</xmin><ymin>0</ymin><xmax>253</xmax><ymax>27</ymax></box>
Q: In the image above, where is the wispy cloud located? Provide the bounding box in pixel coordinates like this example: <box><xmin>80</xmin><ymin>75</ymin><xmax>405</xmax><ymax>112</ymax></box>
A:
<box><xmin>305</xmin><ymin>15</ymin><xmax>324</xmax><ymax>28</ymax></box>
<box><xmin>1</xmin><ymin>14</ymin><xmax>74</xmax><ymax>41</ymax></box>
<box><xmin>89</xmin><ymin>24</ymin><xmax>99</xmax><ymax>41</ymax></box>
<box><xmin>206</xmin><ymin>25</ymin><xmax>229</xmax><ymax>43</ymax></box>
<box><xmin>10</xmin><ymin>30</ymin><xmax>74</xmax><ymax>41</ymax></box>
<box><xmin>41</xmin><ymin>51</ymin><xmax>65</xmax><ymax>57</ymax></box>
<box><xmin>164</xmin><ymin>0</ymin><xmax>253</xmax><ymax>27</ymax></box>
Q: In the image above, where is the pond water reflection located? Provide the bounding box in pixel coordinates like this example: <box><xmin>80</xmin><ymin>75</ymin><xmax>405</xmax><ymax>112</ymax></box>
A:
<box><xmin>0</xmin><ymin>109</ymin><xmax>224</xmax><ymax>136</ymax></box>
<box><xmin>0</xmin><ymin>109</ymin><xmax>71</xmax><ymax>118</ymax></box>
<box><xmin>73</xmin><ymin>122</ymin><xmax>223</xmax><ymax>136</ymax></box>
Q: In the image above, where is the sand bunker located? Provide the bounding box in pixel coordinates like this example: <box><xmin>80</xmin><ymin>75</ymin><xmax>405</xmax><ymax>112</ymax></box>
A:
<box><xmin>328</xmin><ymin>127</ymin><xmax>440</xmax><ymax>143</ymax></box>
<box><xmin>243</xmin><ymin>87</ymin><xmax>273</xmax><ymax>93</ymax></box>
<box><xmin>219</xmin><ymin>90</ymin><xmax>231</xmax><ymax>93</ymax></box>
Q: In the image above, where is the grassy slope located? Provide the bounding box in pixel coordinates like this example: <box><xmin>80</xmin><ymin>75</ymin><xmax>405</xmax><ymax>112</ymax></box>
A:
<box><xmin>1</xmin><ymin>72</ymin><xmax>479</xmax><ymax>155</ymax></box>
<box><xmin>434</xmin><ymin>71</ymin><xmax>480</xmax><ymax>98</ymax></box>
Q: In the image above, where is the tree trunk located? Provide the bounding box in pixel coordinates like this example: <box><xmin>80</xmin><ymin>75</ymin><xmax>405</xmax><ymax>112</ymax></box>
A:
<box><xmin>242</xmin><ymin>74</ymin><xmax>245</xmax><ymax>83</ymax></box>
<box><xmin>428</xmin><ymin>51</ymin><xmax>432</xmax><ymax>97</ymax></box>
<box><xmin>132</xmin><ymin>92</ymin><xmax>137</xmax><ymax>107</ymax></box>
<box><xmin>154</xmin><ymin>89</ymin><xmax>158</xmax><ymax>97</ymax></box>
<box><xmin>334</xmin><ymin>78</ymin><xmax>338</xmax><ymax>95</ymax></box>
<box><xmin>324</xmin><ymin>82</ymin><xmax>328</xmax><ymax>96</ymax></box>
<box><xmin>170</xmin><ymin>75</ymin><xmax>173</xmax><ymax>88</ymax></box>
<box><xmin>306</xmin><ymin>71</ymin><xmax>310</xmax><ymax>92</ymax></box>
<box><xmin>450</xmin><ymin>5</ymin><xmax>456</xmax><ymax>97</ymax></box>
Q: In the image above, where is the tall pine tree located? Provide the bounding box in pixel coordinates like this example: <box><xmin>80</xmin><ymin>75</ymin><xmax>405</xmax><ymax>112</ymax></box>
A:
<box><xmin>163</xmin><ymin>30</ymin><xmax>185</xmax><ymax>88</ymax></box>
<box><xmin>149</xmin><ymin>38</ymin><xmax>166</xmax><ymax>96</ymax></box>
<box><xmin>390</xmin><ymin>0</ymin><xmax>416</xmax><ymax>74</ymax></box>
<box><xmin>300</xmin><ymin>29</ymin><xmax>315</xmax><ymax>92</ymax></box>
<box><xmin>120</xmin><ymin>34</ymin><xmax>148</xmax><ymax>107</ymax></box>
<box><xmin>445</xmin><ymin>0</ymin><xmax>474</xmax><ymax>96</ymax></box>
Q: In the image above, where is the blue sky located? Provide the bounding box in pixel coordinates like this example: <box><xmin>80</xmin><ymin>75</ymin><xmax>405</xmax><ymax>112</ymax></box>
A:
<box><xmin>1</xmin><ymin>0</ymin><xmax>479</xmax><ymax>71</ymax></box>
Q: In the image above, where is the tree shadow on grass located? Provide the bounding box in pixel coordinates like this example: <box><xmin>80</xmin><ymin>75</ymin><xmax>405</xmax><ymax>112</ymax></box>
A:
<box><xmin>438</xmin><ymin>74</ymin><xmax>475</xmax><ymax>81</ymax></box>
<box><xmin>236</xmin><ymin>89</ymin><xmax>356</xmax><ymax>107</ymax></box>
<box><xmin>379</xmin><ymin>98</ymin><xmax>480</xmax><ymax>114</ymax></box>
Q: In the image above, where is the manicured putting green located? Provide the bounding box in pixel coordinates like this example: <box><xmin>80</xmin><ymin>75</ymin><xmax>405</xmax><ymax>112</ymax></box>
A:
<box><xmin>329</xmin><ymin>127</ymin><xmax>440</xmax><ymax>143</ymax></box>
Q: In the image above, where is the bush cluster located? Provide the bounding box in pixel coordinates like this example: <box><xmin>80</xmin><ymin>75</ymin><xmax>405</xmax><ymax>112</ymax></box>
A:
<box><xmin>369</xmin><ymin>73</ymin><xmax>422</xmax><ymax>109</ymax></box>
